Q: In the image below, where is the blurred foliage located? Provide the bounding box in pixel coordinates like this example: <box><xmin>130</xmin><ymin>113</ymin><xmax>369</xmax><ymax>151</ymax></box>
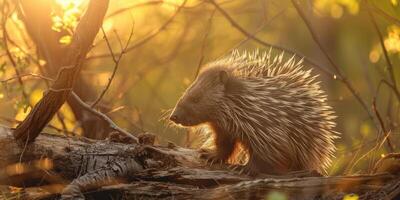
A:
<box><xmin>52</xmin><ymin>0</ymin><xmax>82</xmax><ymax>44</ymax></box>
<box><xmin>0</xmin><ymin>0</ymin><xmax>399</xmax><ymax>175</ymax></box>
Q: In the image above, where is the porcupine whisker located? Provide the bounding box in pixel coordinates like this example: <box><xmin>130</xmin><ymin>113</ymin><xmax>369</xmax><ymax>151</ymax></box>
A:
<box><xmin>209</xmin><ymin>158</ymin><xmax>216</xmax><ymax>167</ymax></box>
<box><xmin>159</xmin><ymin>108</ymin><xmax>173</xmax><ymax>121</ymax></box>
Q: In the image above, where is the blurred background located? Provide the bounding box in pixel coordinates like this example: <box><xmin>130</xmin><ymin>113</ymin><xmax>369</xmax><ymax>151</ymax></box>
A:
<box><xmin>0</xmin><ymin>0</ymin><xmax>399</xmax><ymax>175</ymax></box>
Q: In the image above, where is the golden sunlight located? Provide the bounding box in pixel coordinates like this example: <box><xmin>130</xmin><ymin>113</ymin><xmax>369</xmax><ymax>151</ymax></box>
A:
<box><xmin>161</xmin><ymin>0</ymin><xmax>184</xmax><ymax>11</ymax></box>
<box><xmin>161</xmin><ymin>0</ymin><xmax>199</xmax><ymax>10</ymax></box>
<box><xmin>1</xmin><ymin>0</ymin><xmax>399</xmax><ymax>198</ymax></box>
<box><xmin>313</xmin><ymin>0</ymin><xmax>359</xmax><ymax>18</ymax></box>
<box><xmin>384</xmin><ymin>25</ymin><xmax>400</xmax><ymax>54</ymax></box>
<box><xmin>55</xmin><ymin>0</ymin><xmax>83</xmax><ymax>9</ymax></box>
<box><xmin>52</xmin><ymin>0</ymin><xmax>84</xmax><ymax>44</ymax></box>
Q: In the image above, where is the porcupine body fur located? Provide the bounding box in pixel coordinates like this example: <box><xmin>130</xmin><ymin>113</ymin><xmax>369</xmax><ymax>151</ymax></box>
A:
<box><xmin>169</xmin><ymin>49</ymin><xmax>339</xmax><ymax>175</ymax></box>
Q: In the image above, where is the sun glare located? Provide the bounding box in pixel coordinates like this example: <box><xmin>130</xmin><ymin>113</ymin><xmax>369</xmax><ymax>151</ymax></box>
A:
<box><xmin>55</xmin><ymin>0</ymin><xmax>83</xmax><ymax>9</ymax></box>
<box><xmin>161</xmin><ymin>0</ymin><xmax>182</xmax><ymax>10</ymax></box>
<box><xmin>52</xmin><ymin>0</ymin><xmax>84</xmax><ymax>44</ymax></box>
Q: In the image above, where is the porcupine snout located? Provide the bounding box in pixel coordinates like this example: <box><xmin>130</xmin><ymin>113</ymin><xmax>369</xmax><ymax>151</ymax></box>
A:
<box><xmin>169</xmin><ymin>104</ymin><xmax>187</xmax><ymax>125</ymax></box>
<box><xmin>170</xmin><ymin>100</ymin><xmax>203</xmax><ymax>126</ymax></box>
<box><xmin>169</xmin><ymin>109</ymin><xmax>181</xmax><ymax>124</ymax></box>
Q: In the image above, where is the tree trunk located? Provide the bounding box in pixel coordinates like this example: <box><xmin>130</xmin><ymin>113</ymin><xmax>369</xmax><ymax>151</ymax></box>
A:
<box><xmin>17</xmin><ymin>0</ymin><xmax>112</xmax><ymax>139</ymax></box>
<box><xmin>13</xmin><ymin>0</ymin><xmax>110</xmax><ymax>143</ymax></box>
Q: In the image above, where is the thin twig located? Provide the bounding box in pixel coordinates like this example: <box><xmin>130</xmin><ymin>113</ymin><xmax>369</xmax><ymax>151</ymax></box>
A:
<box><xmin>0</xmin><ymin>73</ymin><xmax>54</xmax><ymax>83</ymax></box>
<box><xmin>194</xmin><ymin>8</ymin><xmax>216</xmax><ymax>78</ymax></box>
<box><xmin>366</xmin><ymin>1</ymin><xmax>400</xmax><ymax>101</ymax></box>
<box><xmin>380</xmin><ymin>79</ymin><xmax>400</xmax><ymax>102</ymax></box>
<box><xmin>218</xmin><ymin>8</ymin><xmax>286</xmax><ymax>59</ymax></box>
<box><xmin>4</xmin><ymin>30</ymin><xmax>46</xmax><ymax>75</ymax></box>
<box><xmin>372</xmin><ymin>80</ymin><xmax>396</xmax><ymax>152</ymax></box>
<box><xmin>372</xmin><ymin>153</ymin><xmax>400</xmax><ymax>172</ymax></box>
<box><xmin>1</xmin><ymin>2</ymin><xmax>67</xmax><ymax>137</ymax></box>
<box><xmin>113</xmin><ymin>29</ymin><xmax>124</xmax><ymax>51</ymax></box>
<box><xmin>290</xmin><ymin>0</ymin><xmax>375</xmax><ymax>124</ymax></box>
<box><xmin>347</xmin><ymin>129</ymin><xmax>392</xmax><ymax>174</ymax></box>
<box><xmin>106</xmin><ymin>1</ymin><xmax>166</xmax><ymax>19</ymax></box>
<box><xmin>347</xmin><ymin>79</ymin><xmax>397</xmax><ymax>173</ymax></box>
<box><xmin>89</xmin><ymin>0</ymin><xmax>187</xmax><ymax>60</ymax></box>
<box><xmin>2</xmin><ymin>26</ymin><xmax>70</xmax><ymax>134</ymax></box>
<box><xmin>0</xmin><ymin>115</ymin><xmax>77</xmax><ymax>135</ymax></box>
<box><xmin>207</xmin><ymin>0</ymin><xmax>334</xmax><ymax>77</ymax></box>
<box><xmin>1</xmin><ymin>2</ymin><xmax>29</xmax><ymax>104</ymax></box>
<box><xmin>372</xmin><ymin>98</ymin><xmax>394</xmax><ymax>152</ymax></box>
<box><xmin>72</xmin><ymin>92</ymin><xmax>138</xmax><ymax>142</ymax></box>
<box><xmin>91</xmin><ymin>25</ymin><xmax>134</xmax><ymax>108</ymax></box>
<box><xmin>106</xmin><ymin>0</ymin><xmax>203</xmax><ymax>19</ymax></box>
<box><xmin>143</xmin><ymin>22</ymin><xmax>189</xmax><ymax>114</ymax></box>
<box><xmin>370</xmin><ymin>3</ymin><xmax>400</xmax><ymax>26</ymax></box>
<box><xmin>343</xmin><ymin>135</ymin><xmax>365</xmax><ymax>175</ymax></box>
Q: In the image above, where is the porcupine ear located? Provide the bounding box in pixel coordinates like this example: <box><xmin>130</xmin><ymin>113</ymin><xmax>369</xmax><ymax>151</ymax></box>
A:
<box><xmin>219</xmin><ymin>70</ymin><xmax>229</xmax><ymax>85</ymax></box>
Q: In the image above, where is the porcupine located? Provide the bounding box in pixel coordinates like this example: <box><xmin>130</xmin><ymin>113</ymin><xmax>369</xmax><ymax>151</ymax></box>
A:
<box><xmin>169</xmin><ymin>49</ymin><xmax>338</xmax><ymax>175</ymax></box>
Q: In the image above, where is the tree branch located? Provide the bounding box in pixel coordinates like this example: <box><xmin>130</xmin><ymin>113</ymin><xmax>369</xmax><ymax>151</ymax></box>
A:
<box><xmin>89</xmin><ymin>0</ymin><xmax>187</xmax><ymax>60</ymax></box>
<box><xmin>290</xmin><ymin>0</ymin><xmax>376</xmax><ymax>124</ymax></box>
<box><xmin>72</xmin><ymin>92</ymin><xmax>138</xmax><ymax>143</ymax></box>
<box><xmin>207</xmin><ymin>0</ymin><xmax>334</xmax><ymax>77</ymax></box>
<box><xmin>366</xmin><ymin>1</ymin><xmax>400</xmax><ymax>101</ymax></box>
<box><xmin>91</xmin><ymin>26</ymin><xmax>134</xmax><ymax>108</ymax></box>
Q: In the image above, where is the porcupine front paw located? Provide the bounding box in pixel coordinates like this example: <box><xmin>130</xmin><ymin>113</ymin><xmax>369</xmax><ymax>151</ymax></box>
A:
<box><xmin>199</xmin><ymin>149</ymin><xmax>225</xmax><ymax>165</ymax></box>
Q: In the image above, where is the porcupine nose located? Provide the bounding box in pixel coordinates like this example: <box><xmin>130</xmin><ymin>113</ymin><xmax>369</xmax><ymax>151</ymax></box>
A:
<box><xmin>170</xmin><ymin>114</ymin><xmax>179</xmax><ymax>123</ymax></box>
<box><xmin>170</xmin><ymin>107</ymin><xmax>184</xmax><ymax>124</ymax></box>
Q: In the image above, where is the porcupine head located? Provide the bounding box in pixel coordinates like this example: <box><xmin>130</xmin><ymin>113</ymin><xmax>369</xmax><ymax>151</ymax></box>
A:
<box><xmin>169</xmin><ymin>49</ymin><xmax>338</xmax><ymax>175</ymax></box>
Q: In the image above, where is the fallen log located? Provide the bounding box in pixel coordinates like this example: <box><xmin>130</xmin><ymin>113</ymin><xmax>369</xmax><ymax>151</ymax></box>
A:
<box><xmin>0</xmin><ymin>126</ymin><xmax>398</xmax><ymax>200</ymax></box>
